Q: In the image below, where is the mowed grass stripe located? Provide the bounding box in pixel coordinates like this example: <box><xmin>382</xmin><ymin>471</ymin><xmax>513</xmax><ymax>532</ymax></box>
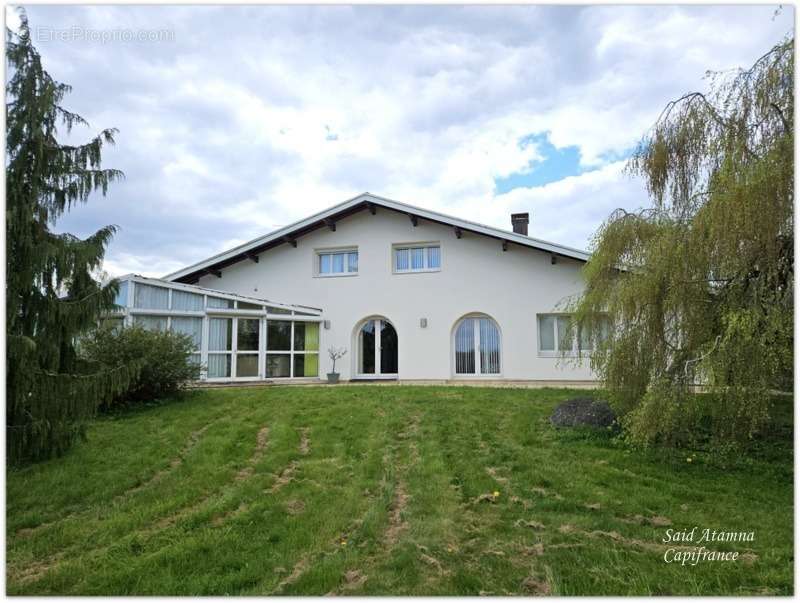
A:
<box><xmin>6</xmin><ymin>386</ymin><xmax>793</xmax><ymax>595</ymax></box>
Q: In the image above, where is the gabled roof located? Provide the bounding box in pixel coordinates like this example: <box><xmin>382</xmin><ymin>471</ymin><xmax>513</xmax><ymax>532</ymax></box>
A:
<box><xmin>165</xmin><ymin>192</ymin><xmax>591</xmax><ymax>283</ymax></box>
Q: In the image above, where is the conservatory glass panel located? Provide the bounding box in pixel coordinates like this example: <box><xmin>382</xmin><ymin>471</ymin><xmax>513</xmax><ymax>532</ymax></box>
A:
<box><xmin>266</xmin><ymin>354</ymin><xmax>291</xmax><ymax>377</ymax></box>
<box><xmin>133</xmin><ymin>314</ymin><xmax>168</xmax><ymax>331</ymax></box>
<box><xmin>171</xmin><ymin>316</ymin><xmax>203</xmax><ymax>349</ymax></box>
<box><xmin>209</xmin><ymin>317</ymin><xmax>232</xmax><ymax>351</ymax></box>
<box><xmin>113</xmin><ymin>280</ymin><xmax>129</xmax><ymax>307</ymax></box>
<box><xmin>207</xmin><ymin>296</ymin><xmax>234</xmax><ymax>309</ymax></box>
<box><xmin>293</xmin><ymin>353</ymin><xmax>319</xmax><ymax>378</ymax></box>
<box><xmin>293</xmin><ymin>322</ymin><xmax>319</xmax><ymax>352</ymax></box>
<box><xmin>171</xmin><ymin>290</ymin><xmax>203</xmax><ymax>311</ymax></box>
<box><xmin>207</xmin><ymin>354</ymin><xmax>231</xmax><ymax>378</ymax></box>
<box><xmin>267</xmin><ymin>320</ymin><xmax>292</xmax><ymax>351</ymax></box>
<box><xmin>235</xmin><ymin>354</ymin><xmax>259</xmax><ymax>378</ymax></box>
<box><xmin>237</xmin><ymin>318</ymin><xmax>260</xmax><ymax>351</ymax></box>
<box><xmin>134</xmin><ymin>284</ymin><xmax>169</xmax><ymax>310</ymax></box>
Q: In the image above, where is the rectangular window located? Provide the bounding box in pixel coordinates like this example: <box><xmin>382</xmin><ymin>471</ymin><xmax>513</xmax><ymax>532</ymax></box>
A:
<box><xmin>538</xmin><ymin>314</ymin><xmax>607</xmax><ymax>355</ymax></box>
<box><xmin>538</xmin><ymin>314</ymin><xmax>575</xmax><ymax>354</ymax></box>
<box><xmin>318</xmin><ymin>249</ymin><xmax>358</xmax><ymax>276</ymax></box>
<box><xmin>394</xmin><ymin>245</ymin><xmax>441</xmax><ymax>273</ymax></box>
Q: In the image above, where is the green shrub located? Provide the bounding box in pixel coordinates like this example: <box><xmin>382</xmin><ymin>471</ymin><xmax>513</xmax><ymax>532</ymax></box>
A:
<box><xmin>80</xmin><ymin>325</ymin><xmax>201</xmax><ymax>408</ymax></box>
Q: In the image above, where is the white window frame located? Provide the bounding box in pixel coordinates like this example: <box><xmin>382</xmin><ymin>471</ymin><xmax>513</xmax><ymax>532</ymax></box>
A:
<box><xmin>537</xmin><ymin>313</ymin><xmax>608</xmax><ymax>357</ymax></box>
<box><xmin>392</xmin><ymin>242</ymin><xmax>442</xmax><ymax>274</ymax></box>
<box><xmin>315</xmin><ymin>247</ymin><xmax>359</xmax><ymax>278</ymax></box>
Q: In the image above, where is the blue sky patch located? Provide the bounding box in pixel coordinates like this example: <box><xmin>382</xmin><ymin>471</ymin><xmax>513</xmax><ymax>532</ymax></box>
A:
<box><xmin>494</xmin><ymin>133</ymin><xmax>586</xmax><ymax>194</ymax></box>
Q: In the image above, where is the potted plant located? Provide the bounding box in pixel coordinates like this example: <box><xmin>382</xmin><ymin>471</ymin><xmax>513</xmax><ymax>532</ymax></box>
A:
<box><xmin>327</xmin><ymin>346</ymin><xmax>347</xmax><ymax>384</ymax></box>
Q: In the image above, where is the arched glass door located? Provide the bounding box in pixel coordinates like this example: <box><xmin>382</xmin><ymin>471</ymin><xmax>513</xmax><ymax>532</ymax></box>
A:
<box><xmin>454</xmin><ymin>315</ymin><xmax>501</xmax><ymax>376</ymax></box>
<box><xmin>358</xmin><ymin>319</ymin><xmax>398</xmax><ymax>378</ymax></box>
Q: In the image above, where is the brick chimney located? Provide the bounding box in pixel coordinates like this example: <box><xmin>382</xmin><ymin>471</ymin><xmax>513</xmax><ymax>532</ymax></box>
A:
<box><xmin>511</xmin><ymin>212</ymin><xmax>529</xmax><ymax>236</ymax></box>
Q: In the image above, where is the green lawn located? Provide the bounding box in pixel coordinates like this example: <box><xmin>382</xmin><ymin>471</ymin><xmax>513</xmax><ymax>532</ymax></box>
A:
<box><xmin>6</xmin><ymin>386</ymin><xmax>793</xmax><ymax>595</ymax></box>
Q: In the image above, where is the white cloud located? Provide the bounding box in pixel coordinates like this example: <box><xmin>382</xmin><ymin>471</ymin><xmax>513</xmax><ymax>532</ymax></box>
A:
<box><xmin>26</xmin><ymin>4</ymin><xmax>793</xmax><ymax>277</ymax></box>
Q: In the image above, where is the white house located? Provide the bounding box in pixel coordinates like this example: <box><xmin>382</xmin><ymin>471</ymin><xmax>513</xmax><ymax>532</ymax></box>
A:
<box><xmin>118</xmin><ymin>192</ymin><xmax>599</xmax><ymax>385</ymax></box>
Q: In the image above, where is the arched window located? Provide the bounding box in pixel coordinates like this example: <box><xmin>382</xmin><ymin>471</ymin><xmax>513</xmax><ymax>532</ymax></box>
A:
<box><xmin>453</xmin><ymin>315</ymin><xmax>501</xmax><ymax>375</ymax></box>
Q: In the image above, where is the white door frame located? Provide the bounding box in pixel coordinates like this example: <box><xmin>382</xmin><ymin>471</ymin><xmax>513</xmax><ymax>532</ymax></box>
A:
<box><xmin>356</xmin><ymin>318</ymin><xmax>398</xmax><ymax>379</ymax></box>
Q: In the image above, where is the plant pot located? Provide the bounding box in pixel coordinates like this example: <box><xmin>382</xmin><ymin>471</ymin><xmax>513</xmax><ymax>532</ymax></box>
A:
<box><xmin>327</xmin><ymin>372</ymin><xmax>340</xmax><ymax>384</ymax></box>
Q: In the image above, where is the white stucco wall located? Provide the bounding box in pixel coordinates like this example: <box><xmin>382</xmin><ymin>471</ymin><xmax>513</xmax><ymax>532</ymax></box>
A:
<box><xmin>195</xmin><ymin>208</ymin><xmax>594</xmax><ymax>382</ymax></box>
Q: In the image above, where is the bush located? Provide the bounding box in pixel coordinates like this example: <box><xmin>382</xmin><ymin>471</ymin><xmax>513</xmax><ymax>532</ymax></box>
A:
<box><xmin>80</xmin><ymin>325</ymin><xmax>201</xmax><ymax>408</ymax></box>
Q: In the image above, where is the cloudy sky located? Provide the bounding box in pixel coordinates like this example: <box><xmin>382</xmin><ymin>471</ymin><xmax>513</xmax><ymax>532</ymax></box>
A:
<box><xmin>18</xmin><ymin>4</ymin><xmax>793</xmax><ymax>277</ymax></box>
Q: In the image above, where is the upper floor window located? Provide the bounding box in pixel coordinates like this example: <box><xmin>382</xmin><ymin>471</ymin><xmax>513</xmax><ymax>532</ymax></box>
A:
<box><xmin>318</xmin><ymin>249</ymin><xmax>358</xmax><ymax>276</ymax></box>
<box><xmin>394</xmin><ymin>244</ymin><xmax>441</xmax><ymax>273</ymax></box>
<box><xmin>538</xmin><ymin>313</ymin><xmax>609</xmax><ymax>356</ymax></box>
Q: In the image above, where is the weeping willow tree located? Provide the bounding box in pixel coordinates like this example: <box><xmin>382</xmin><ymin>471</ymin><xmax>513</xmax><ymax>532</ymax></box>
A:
<box><xmin>6</xmin><ymin>11</ymin><xmax>139</xmax><ymax>463</ymax></box>
<box><xmin>573</xmin><ymin>38</ymin><xmax>793</xmax><ymax>452</ymax></box>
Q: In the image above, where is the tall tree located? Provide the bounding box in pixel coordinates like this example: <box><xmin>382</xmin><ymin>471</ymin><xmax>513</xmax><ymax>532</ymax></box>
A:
<box><xmin>573</xmin><ymin>38</ymin><xmax>793</xmax><ymax>452</ymax></box>
<box><xmin>6</xmin><ymin>11</ymin><xmax>138</xmax><ymax>463</ymax></box>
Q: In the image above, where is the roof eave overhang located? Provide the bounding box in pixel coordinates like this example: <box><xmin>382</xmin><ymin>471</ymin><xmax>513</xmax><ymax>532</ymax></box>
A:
<box><xmin>166</xmin><ymin>193</ymin><xmax>591</xmax><ymax>284</ymax></box>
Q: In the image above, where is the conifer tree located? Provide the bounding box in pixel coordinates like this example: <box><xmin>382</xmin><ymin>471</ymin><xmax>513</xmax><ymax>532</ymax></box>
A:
<box><xmin>6</xmin><ymin>10</ymin><xmax>139</xmax><ymax>463</ymax></box>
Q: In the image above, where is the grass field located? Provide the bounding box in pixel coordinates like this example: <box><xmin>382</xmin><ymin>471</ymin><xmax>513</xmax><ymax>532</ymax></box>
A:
<box><xmin>6</xmin><ymin>386</ymin><xmax>793</xmax><ymax>595</ymax></box>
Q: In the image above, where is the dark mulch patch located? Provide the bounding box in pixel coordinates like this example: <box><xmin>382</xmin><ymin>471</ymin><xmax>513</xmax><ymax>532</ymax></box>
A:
<box><xmin>550</xmin><ymin>397</ymin><xmax>616</xmax><ymax>429</ymax></box>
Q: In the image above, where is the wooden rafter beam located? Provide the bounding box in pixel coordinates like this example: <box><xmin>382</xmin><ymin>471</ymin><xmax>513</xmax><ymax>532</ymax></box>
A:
<box><xmin>283</xmin><ymin>236</ymin><xmax>297</xmax><ymax>248</ymax></box>
<box><xmin>409</xmin><ymin>214</ymin><xmax>418</xmax><ymax>227</ymax></box>
<box><xmin>551</xmin><ymin>253</ymin><xmax>557</xmax><ymax>265</ymax></box>
<box><xmin>502</xmin><ymin>240</ymin><xmax>509</xmax><ymax>252</ymax></box>
<box><xmin>454</xmin><ymin>226</ymin><xmax>462</xmax><ymax>239</ymax></box>
<box><xmin>324</xmin><ymin>218</ymin><xmax>336</xmax><ymax>232</ymax></box>
<box><xmin>367</xmin><ymin>202</ymin><xmax>377</xmax><ymax>215</ymax></box>
<box><xmin>246</xmin><ymin>253</ymin><xmax>259</xmax><ymax>263</ymax></box>
<box><xmin>207</xmin><ymin>268</ymin><xmax>222</xmax><ymax>278</ymax></box>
